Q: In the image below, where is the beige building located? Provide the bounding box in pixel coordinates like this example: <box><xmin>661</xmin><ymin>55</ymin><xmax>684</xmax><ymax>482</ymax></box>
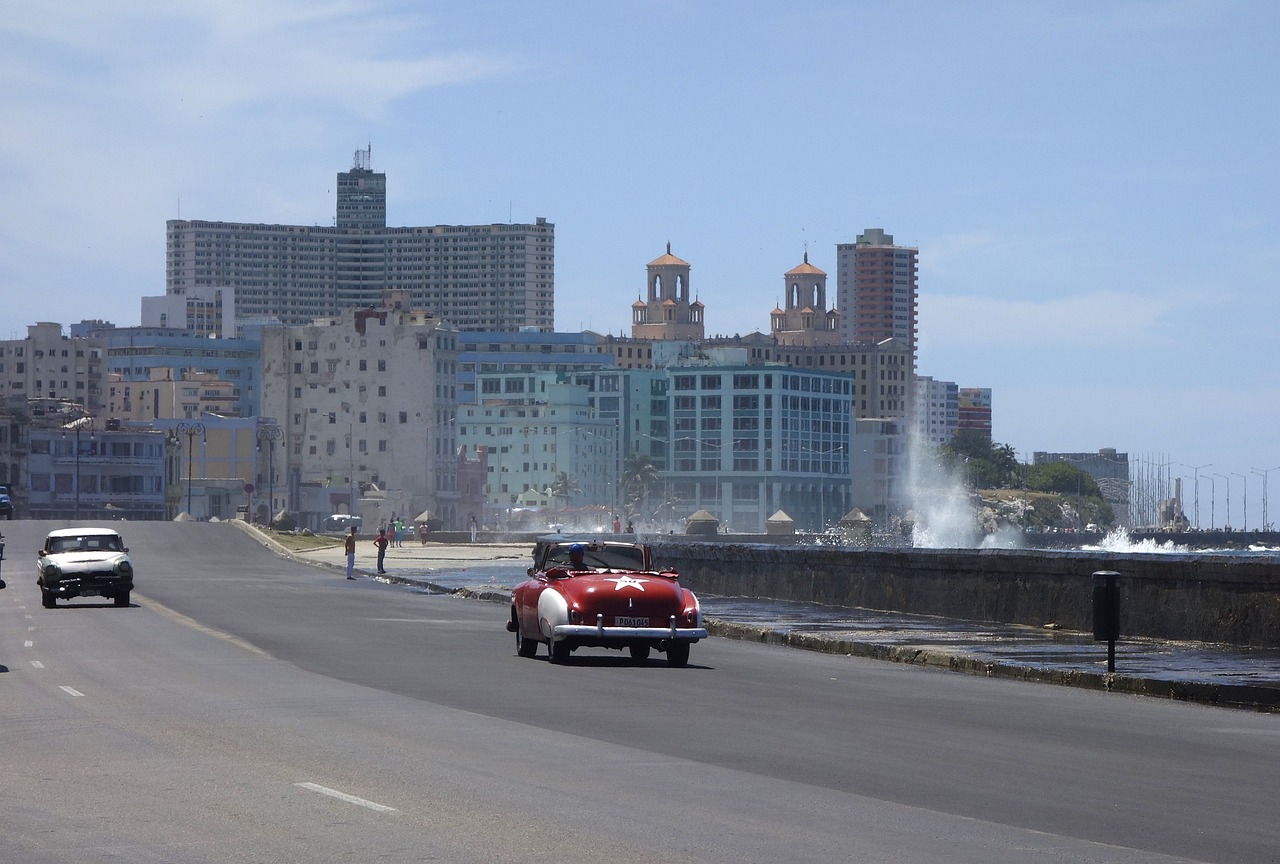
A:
<box><xmin>0</xmin><ymin>323</ymin><xmax>107</xmax><ymax>413</ymax></box>
<box><xmin>107</xmin><ymin>369</ymin><xmax>241</xmax><ymax>422</ymax></box>
<box><xmin>260</xmin><ymin>291</ymin><xmax>460</xmax><ymax>528</ymax></box>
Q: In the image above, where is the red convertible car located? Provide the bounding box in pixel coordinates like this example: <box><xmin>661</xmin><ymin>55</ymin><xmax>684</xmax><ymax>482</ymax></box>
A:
<box><xmin>507</xmin><ymin>538</ymin><xmax>707</xmax><ymax>666</ymax></box>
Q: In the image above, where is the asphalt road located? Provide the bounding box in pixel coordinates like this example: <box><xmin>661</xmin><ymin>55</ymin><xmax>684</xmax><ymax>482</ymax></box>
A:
<box><xmin>1</xmin><ymin>520</ymin><xmax>1277</xmax><ymax>864</ymax></box>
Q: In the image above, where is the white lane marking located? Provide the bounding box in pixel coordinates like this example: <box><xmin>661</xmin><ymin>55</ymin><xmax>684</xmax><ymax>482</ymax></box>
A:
<box><xmin>24</xmin><ymin>640</ymin><xmax>33</xmax><ymax>648</ymax></box>
<box><xmin>28</xmin><ymin>625</ymin><xmax>35</xmax><ymax>631</ymax></box>
<box><xmin>59</xmin><ymin>686</ymin><xmax>85</xmax><ymax>697</ymax></box>
<box><xmin>294</xmin><ymin>782</ymin><xmax>398</xmax><ymax>812</ymax></box>
<box><xmin>31</xmin><ymin>661</ymin><xmax>44</xmax><ymax>669</ymax></box>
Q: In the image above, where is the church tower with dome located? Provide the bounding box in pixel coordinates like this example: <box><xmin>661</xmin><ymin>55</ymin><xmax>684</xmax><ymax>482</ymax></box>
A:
<box><xmin>631</xmin><ymin>243</ymin><xmax>705</xmax><ymax>341</ymax></box>
<box><xmin>770</xmin><ymin>251</ymin><xmax>840</xmax><ymax>346</ymax></box>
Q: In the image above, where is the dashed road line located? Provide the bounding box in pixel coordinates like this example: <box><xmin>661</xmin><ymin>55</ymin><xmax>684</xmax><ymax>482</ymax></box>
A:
<box><xmin>30</xmin><ymin>661</ymin><xmax>44</xmax><ymax>669</ymax></box>
<box><xmin>294</xmin><ymin>782</ymin><xmax>398</xmax><ymax>812</ymax></box>
<box><xmin>59</xmin><ymin>685</ymin><xmax>85</xmax><ymax>698</ymax></box>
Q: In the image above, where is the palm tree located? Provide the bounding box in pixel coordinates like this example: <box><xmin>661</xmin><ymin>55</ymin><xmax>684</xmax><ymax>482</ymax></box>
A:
<box><xmin>620</xmin><ymin>453</ymin><xmax>659</xmax><ymax>522</ymax></box>
<box><xmin>549</xmin><ymin>471</ymin><xmax>581</xmax><ymax>509</ymax></box>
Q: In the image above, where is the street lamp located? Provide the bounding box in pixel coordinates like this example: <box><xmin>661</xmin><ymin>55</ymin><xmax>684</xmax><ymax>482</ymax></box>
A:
<box><xmin>1213</xmin><ymin>473</ymin><xmax>1232</xmax><ymax>531</ymax></box>
<box><xmin>256</xmin><ymin>423</ymin><xmax>283</xmax><ymax>525</ymax></box>
<box><xmin>1231</xmin><ymin>472</ymin><xmax>1247</xmax><ymax>532</ymax></box>
<box><xmin>1176</xmin><ymin>463</ymin><xmax>1211</xmax><ymax>530</ymax></box>
<box><xmin>1252</xmin><ymin>466</ymin><xmax>1280</xmax><ymax>531</ymax></box>
<box><xmin>61</xmin><ymin>419</ymin><xmax>95</xmax><ymax>520</ymax></box>
<box><xmin>176</xmin><ymin>421</ymin><xmax>207</xmax><ymax>519</ymax></box>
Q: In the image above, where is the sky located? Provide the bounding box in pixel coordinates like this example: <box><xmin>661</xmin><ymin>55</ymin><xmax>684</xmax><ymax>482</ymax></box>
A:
<box><xmin>2</xmin><ymin>1</ymin><xmax>1278</xmax><ymax>527</ymax></box>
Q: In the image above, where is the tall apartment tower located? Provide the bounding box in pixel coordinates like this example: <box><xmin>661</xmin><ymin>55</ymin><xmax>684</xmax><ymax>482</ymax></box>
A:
<box><xmin>165</xmin><ymin>151</ymin><xmax>554</xmax><ymax>333</ymax></box>
<box><xmin>336</xmin><ymin>146</ymin><xmax>386</xmax><ymax>229</ymax></box>
<box><xmin>836</xmin><ymin>228</ymin><xmax>918</xmax><ymax>365</ymax></box>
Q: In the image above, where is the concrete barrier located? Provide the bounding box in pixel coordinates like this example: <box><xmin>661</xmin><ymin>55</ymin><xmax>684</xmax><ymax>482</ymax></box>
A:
<box><xmin>648</xmin><ymin>542</ymin><xmax>1280</xmax><ymax>649</ymax></box>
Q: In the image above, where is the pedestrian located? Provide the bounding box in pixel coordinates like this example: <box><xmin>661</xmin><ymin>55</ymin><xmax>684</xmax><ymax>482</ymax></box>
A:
<box><xmin>418</xmin><ymin>522</ymin><xmax>428</xmax><ymax>545</ymax></box>
<box><xmin>374</xmin><ymin>528</ymin><xmax>389</xmax><ymax>574</ymax></box>
<box><xmin>626</xmin><ymin>520</ymin><xmax>634</xmax><ymax>533</ymax></box>
<box><xmin>469</xmin><ymin>515</ymin><xmax>478</xmax><ymax>543</ymax></box>
<box><xmin>344</xmin><ymin>526</ymin><xmax>357</xmax><ymax>580</ymax></box>
<box><xmin>394</xmin><ymin>517</ymin><xmax>404</xmax><ymax>547</ymax></box>
<box><xmin>612</xmin><ymin>514</ymin><xmax>621</xmax><ymax>534</ymax></box>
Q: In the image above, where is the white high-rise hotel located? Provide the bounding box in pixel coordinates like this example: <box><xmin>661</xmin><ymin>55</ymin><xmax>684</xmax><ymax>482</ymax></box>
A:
<box><xmin>164</xmin><ymin>148</ymin><xmax>555</xmax><ymax>333</ymax></box>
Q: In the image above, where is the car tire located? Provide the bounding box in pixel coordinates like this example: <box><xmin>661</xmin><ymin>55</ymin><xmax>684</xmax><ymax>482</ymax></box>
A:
<box><xmin>666</xmin><ymin>641</ymin><xmax>690</xmax><ymax>668</ymax></box>
<box><xmin>114</xmin><ymin>591</ymin><xmax>131</xmax><ymax>607</ymax></box>
<box><xmin>548</xmin><ymin>636</ymin><xmax>571</xmax><ymax>664</ymax></box>
<box><xmin>629</xmin><ymin>644</ymin><xmax>651</xmax><ymax>663</ymax></box>
<box><xmin>41</xmin><ymin>590</ymin><xmax>56</xmax><ymax>609</ymax></box>
<box><xmin>515</xmin><ymin>622</ymin><xmax>538</xmax><ymax>658</ymax></box>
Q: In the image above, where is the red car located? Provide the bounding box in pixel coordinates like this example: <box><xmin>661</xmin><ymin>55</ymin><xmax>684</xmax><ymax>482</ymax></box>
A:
<box><xmin>507</xmin><ymin>538</ymin><xmax>707</xmax><ymax>666</ymax></box>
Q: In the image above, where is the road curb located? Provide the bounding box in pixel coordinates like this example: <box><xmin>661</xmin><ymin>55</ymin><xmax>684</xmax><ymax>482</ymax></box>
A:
<box><xmin>704</xmin><ymin>620</ymin><xmax>1280</xmax><ymax>712</ymax></box>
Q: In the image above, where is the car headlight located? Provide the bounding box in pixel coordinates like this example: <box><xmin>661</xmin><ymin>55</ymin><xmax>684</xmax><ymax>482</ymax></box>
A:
<box><xmin>43</xmin><ymin>563</ymin><xmax>60</xmax><ymax>579</ymax></box>
<box><xmin>115</xmin><ymin>559</ymin><xmax>133</xmax><ymax>577</ymax></box>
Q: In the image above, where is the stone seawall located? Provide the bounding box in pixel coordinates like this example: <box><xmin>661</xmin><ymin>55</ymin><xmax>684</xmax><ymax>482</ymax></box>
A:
<box><xmin>648</xmin><ymin>542</ymin><xmax>1280</xmax><ymax>649</ymax></box>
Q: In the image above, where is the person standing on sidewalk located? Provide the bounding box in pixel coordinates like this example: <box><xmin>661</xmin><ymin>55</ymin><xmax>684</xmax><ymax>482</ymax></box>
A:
<box><xmin>344</xmin><ymin>526</ymin><xmax>357</xmax><ymax>580</ymax></box>
<box><xmin>374</xmin><ymin>528</ymin><xmax>390</xmax><ymax>574</ymax></box>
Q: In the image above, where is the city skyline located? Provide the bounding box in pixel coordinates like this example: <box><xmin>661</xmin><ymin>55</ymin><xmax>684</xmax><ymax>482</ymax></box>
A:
<box><xmin>2</xmin><ymin>2</ymin><xmax>1278</xmax><ymax>519</ymax></box>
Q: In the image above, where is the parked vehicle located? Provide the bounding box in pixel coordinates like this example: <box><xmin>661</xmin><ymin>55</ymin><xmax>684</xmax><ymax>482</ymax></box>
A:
<box><xmin>37</xmin><ymin>527</ymin><xmax>134</xmax><ymax>607</ymax></box>
<box><xmin>322</xmin><ymin>514</ymin><xmax>362</xmax><ymax>534</ymax></box>
<box><xmin>508</xmin><ymin>538</ymin><xmax>706</xmax><ymax>666</ymax></box>
<box><xmin>0</xmin><ymin>485</ymin><xmax>12</xmax><ymax>519</ymax></box>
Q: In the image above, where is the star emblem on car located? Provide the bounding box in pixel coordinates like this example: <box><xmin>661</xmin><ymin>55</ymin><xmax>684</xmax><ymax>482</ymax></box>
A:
<box><xmin>605</xmin><ymin>575</ymin><xmax>647</xmax><ymax>592</ymax></box>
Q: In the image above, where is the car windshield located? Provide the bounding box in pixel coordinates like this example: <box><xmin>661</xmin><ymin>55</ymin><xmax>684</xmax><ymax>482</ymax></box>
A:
<box><xmin>546</xmin><ymin>544</ymin><xmax>646</xmax><ymax>571</ymax></box>
<box><xmin>47</xmin><ymin>534</ymin><xmax>124</xmax><ymax>554</ymax></box>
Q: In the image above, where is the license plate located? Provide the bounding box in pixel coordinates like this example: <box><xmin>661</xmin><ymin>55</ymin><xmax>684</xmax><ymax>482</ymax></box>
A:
<box><xmin>615</xmin><ymin>616</ymin><xmax>648</xmax><ymax>627</ymax></box>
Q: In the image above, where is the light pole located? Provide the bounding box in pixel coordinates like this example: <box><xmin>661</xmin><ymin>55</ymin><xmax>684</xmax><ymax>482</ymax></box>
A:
<box><xmin>1206</xmin><ymin>475</ymin><xmax>1216</xmax><ymax>530</ymax></box>
<box><xmin>1213</xmin><ymin>473</ymin><xmax>1230</xmax><ymax>531</ymax></box>
<box><xmin>1231</xmin><ymin>472</ymin><xmax>1247</xmax><ymax>532</ymax></box>
<box><xmin>176</xmin><ymin>421</ymin><xmax>207</xmax><ymax>519</ymax></box>
<box><xmin>61</xmin><ymin>419</ymin><xmax>95</xmax><ymax>521</ymax></box>
<box><xmin>1252</xmin><ymin>466</ymin><xmax>1280</xmax><ymax>531</ymax></box>
<box><xmin>1177</xmin><ymin>463</ymin><xmax>1211</xmax><ymax>530</ymax></box>
<box><xmin>256</xmin><ymin>423</ymin><xmax>283</xmax><ymax>525</ymax></box>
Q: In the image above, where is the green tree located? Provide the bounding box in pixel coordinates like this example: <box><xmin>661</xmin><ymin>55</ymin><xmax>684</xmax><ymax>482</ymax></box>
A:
<box><xmin>941</xmin><ymin>431</ymin><xmax>1021</xmax><ymax>489</ymax></box>
<box><xmin>549</xmin><ymin>471</ymin><xmax>581</xmax><ymax>508</ymax></box>
<box><xmin>619</xmin><ymin>453</ymin><xmax>659</xmax><ymax>522</ymax></box>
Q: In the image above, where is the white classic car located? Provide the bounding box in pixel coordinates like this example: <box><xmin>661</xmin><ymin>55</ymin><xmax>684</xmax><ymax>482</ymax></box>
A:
<box><xmin>37</xmin><ymin>527</ymin><xmax>134</xmax><ymax>608</ymax></box>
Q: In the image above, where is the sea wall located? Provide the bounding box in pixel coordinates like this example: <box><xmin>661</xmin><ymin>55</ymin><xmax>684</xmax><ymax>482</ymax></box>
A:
<box><xmin>647</xmin><ymin>542</ymin><xmax>1280</xmax><ymax>649</ymax></box>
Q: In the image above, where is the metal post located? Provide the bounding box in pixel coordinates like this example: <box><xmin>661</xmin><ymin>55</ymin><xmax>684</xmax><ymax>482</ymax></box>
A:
<box><xmin>1092</xmin><ymin>570</ymin><xmax>1121</xmax><ymax>673</ymax></box>
<box><xmin>256</xmin><ymin>423</ymin><xmax>282</xmax><ymax>525</ymax></box>
<box><xmin>177</xmin><ymin>421</ymin><xmax>207</xmax><ymax>519</ymax></box>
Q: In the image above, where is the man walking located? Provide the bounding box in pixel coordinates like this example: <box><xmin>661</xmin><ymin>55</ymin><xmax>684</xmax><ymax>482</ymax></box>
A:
<box><xmin>344</xmin><ymin>526</ymin><xmax>357</xmax><ymax>580</ymax></box>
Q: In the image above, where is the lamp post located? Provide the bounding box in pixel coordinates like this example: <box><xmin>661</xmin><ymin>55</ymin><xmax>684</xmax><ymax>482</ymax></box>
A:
<box><xmin>256</xmin><ymin>423</ymin><xmax>283</xmax><ymax>525</ymax></box>
<box><xmin>1213</xmin><ymin>473</ymin><xmax>1230</xmax><ymax>531</ymax></box>
<box><xmin>1231</xmin><ymin>472</ymin><xmax>1247</xmax><ymax>532</ymax></box>
<box><xmin>1177</xmin><ymin>463</ymin><xmax>1211</xmax><ymax>530</ymax></box>
<box><xmin>61</xmin><ymin>419</ymin><xmax>95</xmax><ymax>521</ymax></box>
<box><xmin>176</xmin><ymin>421</ymin><xmax>207</xmax><ymax>519</ymax></box>
<box><xmin>1252</xmin><ymin>466</ymin><xmax>1280</xmax><ymax>531</ymax></box>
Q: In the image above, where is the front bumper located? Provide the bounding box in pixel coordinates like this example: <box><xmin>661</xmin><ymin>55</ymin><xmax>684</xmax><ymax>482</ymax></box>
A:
<box><xmin>44</xmin><ymin>575</ymin><xmax>132</xmax><ymax>598</ymax></box>
<box><xmin>553</xmin><ymin>614</ymin><xmax>707</xmax><ymax>643</ymax></box>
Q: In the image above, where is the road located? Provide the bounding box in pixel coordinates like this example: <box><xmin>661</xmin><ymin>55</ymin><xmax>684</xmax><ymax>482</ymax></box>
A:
<box><xmin>1</xmin><ymin>520</ymin><xmax>1276</xmax><ymax>863</ymax></box>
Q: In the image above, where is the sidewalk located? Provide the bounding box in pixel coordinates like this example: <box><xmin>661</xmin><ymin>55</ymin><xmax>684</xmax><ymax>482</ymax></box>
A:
<box><xmin>242</xmin><ymin>525</ymin><xmax>1280</xmax><ymax>712</ymax></box>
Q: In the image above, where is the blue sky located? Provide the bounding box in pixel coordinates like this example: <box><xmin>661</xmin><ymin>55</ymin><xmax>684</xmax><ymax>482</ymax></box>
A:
<box><xmin>2</xmin><ymin>1</ymin><xmax>1278</xmax><ymax>527</ymax></box>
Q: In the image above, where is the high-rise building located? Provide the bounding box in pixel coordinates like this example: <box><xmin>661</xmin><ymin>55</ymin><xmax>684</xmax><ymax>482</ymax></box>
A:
<box><xmin>165</xmin><ymin>151</ymin><xmax>554</xmax><ymax>333</ymax></box>
<box><xmin>336</xmin><ymin>146</ymin><xmax>386</xmax><ymax>229</ymax></box>
<box><xmin>836</xmin><ymin>228</ymin><xmax>918</xmax><ymax>364</ymax></box>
